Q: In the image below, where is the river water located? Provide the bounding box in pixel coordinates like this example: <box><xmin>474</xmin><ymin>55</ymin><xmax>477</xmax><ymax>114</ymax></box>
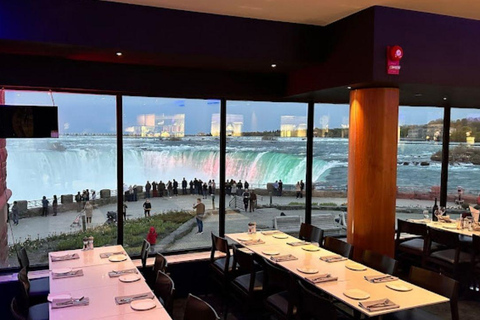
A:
<box><xmin>6</xmin><ymin>136</ymin><xmax>480</xmax><ymax>201</ymax></box>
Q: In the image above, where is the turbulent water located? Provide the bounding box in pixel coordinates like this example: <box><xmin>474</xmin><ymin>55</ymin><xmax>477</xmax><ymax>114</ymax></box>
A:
<box><xmin>6</xmin><ymin>136</ymin><xmax>480</xmax><ymax>201</ymax></box>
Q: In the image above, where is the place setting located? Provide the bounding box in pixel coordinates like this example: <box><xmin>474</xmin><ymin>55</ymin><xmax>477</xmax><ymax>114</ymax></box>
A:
<box><xmin>108</xmin><ymin>268</ymin><xmax>139</xmax><ymax>278</ymax></box>
<box><xmin>301</xmin><ymin>244</ymin><xmax>321</xmax><ymax>252</ymax></box>
<box><xmin>262</xmin><ymin>250</ymin><xmax>280</xmax><ymax>256</ymax></box>
<box><xmin>100</xmin><ymin>251</ymin><xmax>126</xmax><ymax>259</ymax></box>
<box><xmin>261</xmin><ymin>230</ymin><xmax>282</xmax><ymax>236</ymax></box>
<box><xmin>364</xmin><ymin>274</ymin><xmax>398</xmax><ymax>283</ymax></box>
<box><xmin>345</xmin><ymin>262</ymin><xmax>367</xmax><ymax>271</ymax></box>
<box><xmin>51</xmin><ymin>253</ymin><xmax>80</xmax><ymax>262</ymax></box>
<box><xmin>240</xmin><ymin>239</ymin><xmax>266</xmax><ymax>246</ymax></box>
<box><xmin>51</xmin><ymin>296</ymin><xmax>90</xmax><ymax>309</ymax></box>
<box><xmin>320</xmin><ymin>255</ymin><xmax>347</xmax><ymax>263</ymax></box>
<box><xmin>272</xmin><ymin>233</ymin><xmax>289</xmax><ymax>239</ymax></box>
<box><xmin>385</xmin><ymin>282</ymin><xmax>413</xmax><ymax>292</ymax></box>
<box><xmin>359</xmin><ymin>298</ymin><xmax>400</xmax><ymax>312</ymax></box>
<box><xmin>115</xmin><ymin>292</ymin><xmax>157</xmax><ymax>311</ymax></box>
<box><xmin>51</xmin><ymin>268</ymin><xmax>84</xmax><ymax>280</ymax></box>
<box><xmin>270</xmin><ymin>254</ymin><xmax>298</xmax><ymax>263</ymax></box>
<box><xmin>305</xmin><ymin>273</ymin><xmax>338</xmax><ymax>284</ymax></box>
<box><xmin>286</xmin><ymin>240</ymin><xmax>310</xmax><ymax>246</ymax></box>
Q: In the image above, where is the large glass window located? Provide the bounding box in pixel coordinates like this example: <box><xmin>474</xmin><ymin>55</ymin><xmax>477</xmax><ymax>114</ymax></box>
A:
<box><xmin>122</xmin><ymin>97</ymin><xmax>219</xmax><ymax>254</ymax></box>
<box><xmin>5</xmin><ymin>91</ymin><xmax>117</xmax><ymax>267</ymax></box>
<box><xmin>448</xmin><ymin>108</ymin><xmax>480</xmax><ymax>206</ymax></box>
<box><xmin>225</xmin><ymin>101</ymin><xmax>307</xmax><ymax>234</ymax></box>
<box><xmin>397</xmin><ymin>106</ymin><xmax>444</xmax><ymax>205</ymax></box>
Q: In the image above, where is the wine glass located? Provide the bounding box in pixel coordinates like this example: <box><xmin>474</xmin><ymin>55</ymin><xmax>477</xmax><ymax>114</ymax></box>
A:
<box><xmin>423</xmin><ymin>210</ymin><xmax>430</xmax><ymax>221</ymax></box>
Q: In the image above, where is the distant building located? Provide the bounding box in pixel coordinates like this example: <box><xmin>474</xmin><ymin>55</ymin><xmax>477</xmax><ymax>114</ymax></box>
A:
<box><xmin>126</xmin><ymin>113</ymin><xmax>185</xmax><ymax>137</ymax></box>
<box><xmin>211</xmin><ymin>113</ymin><xmax>243</xmax><ymax>136</ymax></box>
<box><xmin>281</xmin><ymin>115</ymin><xmax>307</xmax><ymax>137</ymax></box>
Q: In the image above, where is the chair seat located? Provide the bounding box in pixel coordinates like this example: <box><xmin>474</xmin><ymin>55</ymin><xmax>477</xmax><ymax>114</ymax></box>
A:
<box><xmin>384</xmin><ymin>307</ymin><xmax>442</xmax><ymax>320</ymax></box>
<box><xmin>232</xmin><ymin>271</ymin><xmax>264</xmax><ymax>293</ymax></box>
<box><xmin>27</xmin><ymin>302</ymin><xmax>49</xmax><ymax>320</ymax></box>
<box><xmin>29</xmin><ymin>277</ymin><xmax>50</xmax><ymax>297</ymax></box>
<box><xmin>398</xmin><ymin>238</ymin><xmax>424</xmax><ymax>252</ymax></box>
<box><xmin>430</xmin><ymin>249</ymin><xmax>472</xmax><ymax>264</ymax></box>
<box><xmin>265</xmin><ymin>290</ymin><xmax>296</xmax><ymax>317</ymax></box>
<box><xmin>212</xmin><ymin>257</ymin><xmax>234</xmax><ymax>273</ymax></box>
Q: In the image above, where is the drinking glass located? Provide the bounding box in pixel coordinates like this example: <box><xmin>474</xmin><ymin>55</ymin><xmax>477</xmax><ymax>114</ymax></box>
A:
<box><xmin>423</xmin><ymin>210</ymin><xmax>430</xmax><ymax>222</ymax></box>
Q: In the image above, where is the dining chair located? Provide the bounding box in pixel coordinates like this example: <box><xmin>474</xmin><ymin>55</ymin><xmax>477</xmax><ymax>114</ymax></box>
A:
<box><xmin>263</xmin><ymin>257</ymin><xmax>296</xmax><ymax>320</ymax></box>
<box><xmin>296</xmin><ymin>279</ymin><xmax>340</xmax><ymax>320</ymax></box>
<box><xmin>299</xmin><ymin>223</ymin><xmax>325</xmax><ymax>245</ymax></box>
<box><xmin>10</xmin><ymin>297</ymin><xmax>26</xmax><ymax>320</ymax></box>
<box><xmin>140</xmin><ymin>239</ymin><xmax>151</xmax><ymax>269</ymax></box>
<box><xmin>209</xmin><ymin>232</ymin><xmax>233</xmax><ymax>293</ymax></box>
<box><xmin>383</xmin><ymin>266</ymin><xmax>459</xmax><ymax>320</ymax></box>
<box><xmin>146</xmin><ymin>252</ymin><xmax>168</xmax><ymax>287</ymax></box>
<box><xmin>184</xmin><ymin>294</ymin><xmax>220</xmax><ymax>320</ymax></box>
<box><xmin>16</xmin><ymin>247</ymin><xmax>49</xmax><ymax>303</ymax></box>
<box><xmin>153</xmin><ymin>270</ymin><xmax>175</xmax><ymax>315</ymax></box>
<box><xmin>425</xmin><ymin>227</ymin><xmax>471</xmax><ymax>281</ymax></box>
<box><xmin>322</xmin><ymin>236</ymin><xmax>353</xmax><ymax>259</ymax></box>
<box><xmin>361</xmin><ymin>249</ymin><xmax>398</xmax><ymax>275</ymax></box>
<box><xmin>229</xmin><ymin>244</ymin><xmax>264</xmax><ymax>312</ymax></box>
<box><xmin>470</xmin><ymin>234</ymin><xmax>480</xmax><ymax>290</ymax></box>
<box><xmin>395</xmin><ymin>219</ymin><xmax>429</xmax><ymax>265</ymax></box>
<box><xmin>15</xmin><ymin>268</ymin><xmax>49</xmax><ymax>320</ymax></box>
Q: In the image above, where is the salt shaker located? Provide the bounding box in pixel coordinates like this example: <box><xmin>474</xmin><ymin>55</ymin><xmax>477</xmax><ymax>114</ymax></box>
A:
<box><xmin>248</xmin><ymin>222</ymin><xmax>257</xmax><ymax>234</ymax></box>
<box><xmin>88</xmin><ymin>236</ymin><xmax>94</xmax><ymax>250</ymax></box>
<box><xmin>82</xmin><ymin>237</ymin><xmax>89</xmax><ymax>250</ymax></box>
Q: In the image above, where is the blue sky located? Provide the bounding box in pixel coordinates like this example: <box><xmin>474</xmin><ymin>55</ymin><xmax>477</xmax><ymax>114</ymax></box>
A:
<box><xmin>5</xmin><ymin>91</ymin><xmax>480</xmax><ymax>134</ymax></box>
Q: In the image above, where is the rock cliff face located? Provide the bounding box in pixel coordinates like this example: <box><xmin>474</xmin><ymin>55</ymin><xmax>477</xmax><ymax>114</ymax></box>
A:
<box><xmin>431</xmin><ymin>144</ymin><xmax>480</xmax><ymax>164</ymax></box>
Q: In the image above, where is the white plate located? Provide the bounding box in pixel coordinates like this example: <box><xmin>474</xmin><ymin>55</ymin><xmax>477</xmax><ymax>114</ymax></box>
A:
<box><xmin>119</xmin><ymin>274</ymin><xmax>141</xmax><ymax>283</ymax></box>
<box><xmin>297</xmin><ymin>267</ymin><xmax>319</xmax><ymax>274</ymax></box>
<box><xmin>262</xmin><ymin>250</ymin><xmax>280</xmax><ymax>256</ymax></box>
<box><xmin>302</xmin><ymin>245</ymin><xmax>320</xmax><ymax>252</ymax></box>
<box><xmin>272</xmin><ymin>234</ymin><xmax>289</xmax><ymax>239</ymax></box>
<box><xmin>47</xmin><ymin>293</ymin><xmax>71</xmax><ymax>302</ymax></box>
<box><xmin>343</xmin><ymin>289</ymin><xmax>370</xmax><ymax>300</ymax></box>
<box><xmin>109</xmin><ymin>254</ymin><xmax>127</xmax><ymax>262</ymax></box>
<box><xmin>345</xmin><ymin>263</ymin><xmax>367</xmax><ymax>271</ymax></box>
<box><xmin>130</xmin><ymin>299</ymin><xmax>156</xmax><ymax>311</ymax></box>
<box><xmin>51</xmin><ymin>268</ymin><xmax>72</xmax><ymax>275</ymax></box>
<box><xmin>386</xmin><ymin>282</ymin><xmax>413</xmax><ymax>292</ymax></box>
<box><xmin>237</xmin><ymin>237</ymin><xmax>251</xmax><ymax>241</ymax></box>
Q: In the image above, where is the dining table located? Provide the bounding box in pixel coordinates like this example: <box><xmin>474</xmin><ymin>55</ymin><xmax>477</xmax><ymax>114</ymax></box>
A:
<box><xmin>408</xmin><ymin>218</ymin><xmax>480</xmax><ymax>237</ymax></box>
<box><xmin>48</xmin><ymin>245</ymin><xmax>171</xmax><ymax>320</ymax></box>
<box><xmin>226</xmin><ymin>231</ymin><xmax>449</xmax><ymax>318</ymax></box>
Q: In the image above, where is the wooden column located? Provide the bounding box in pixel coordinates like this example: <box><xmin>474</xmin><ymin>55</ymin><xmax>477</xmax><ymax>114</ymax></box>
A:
<box><xmin>347</xmin><ymin>88</ymin><xmax>399</xmax><ymax>258</ymax></box>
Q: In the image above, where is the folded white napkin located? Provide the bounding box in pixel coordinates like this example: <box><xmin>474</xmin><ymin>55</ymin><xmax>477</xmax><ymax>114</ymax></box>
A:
<box><xmin>359</xmin><ymin>298</ymin><xmax>399</xmax><ymax>312</ymax></box>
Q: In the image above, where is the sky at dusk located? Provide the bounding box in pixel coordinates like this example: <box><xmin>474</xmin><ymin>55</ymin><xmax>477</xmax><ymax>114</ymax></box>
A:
<box><xmin>5</xmin><ymin>90</ymin><xmax>480</xmax><ymax>134</ymax></box>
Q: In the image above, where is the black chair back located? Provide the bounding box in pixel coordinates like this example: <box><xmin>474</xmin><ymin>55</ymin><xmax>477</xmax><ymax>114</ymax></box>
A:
<box><xmin>153</xmin><ymin>253</ymin><xmax>168</xmax><ymax>274</ymax></box>
<box><xmin>184</xmin><ymin>294</ymin><xmax>220</xmax><ymax>320</ymax></box>
<box><xmin>297</xmin><ymin>280</ymin><xmax>338</xmax><ymax>320</ymax></box>
<box><xmin>140</xmin><ymin>239</ymin><xmax>151</xmax><ymax>269</ymax></box>
<box><xmin>263</xmin><ymin>257</ymin><xmax>290</xmax><ymax>296</ymax></box>
<box><xmin>409</xmin><ymin>266</ymin><xmax>459</xmax><ymax>320</ymax></box>
<box><xmin>17</xmin><ymin>248</ymin><xmax>30</xmax><ymax>272</ymax></box>
<box><xmin>210</xmin><ymin>232</ymin><xmax>231</xmax><ymax>273</ymax></box>
<box><xmin>299</xmin><ymin>223</ymin><xmax>324</xmax><ymax>245</ymax></box>
<box><xmin>361</xmin><ymin>249</ymin><xmax>398</xmax><ymax>275</ymax></box>
<box><xmin>10</xmin><ymin>297</ymin><xmax>27</xmax><ymax>320</ymax></box>
<box><xmin>322</xmin><ymin>237</ymin><xmax>353</xmax><ymax>258</ymax></box>
<box><xmin>154</xmin><ymin>270</ymin><xmax>175</xmax><ymax>315</ymax></box>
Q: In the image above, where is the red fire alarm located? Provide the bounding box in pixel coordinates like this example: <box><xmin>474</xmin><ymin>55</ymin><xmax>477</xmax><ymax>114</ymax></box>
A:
<box><xmin>387</xmin><ymin>45</ymin><xmax>403</xmax><ymax>75</ymax></box>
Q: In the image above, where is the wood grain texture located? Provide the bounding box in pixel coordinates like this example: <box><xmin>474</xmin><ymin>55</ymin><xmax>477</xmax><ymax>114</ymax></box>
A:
<box><xmin>347</xmin><ymin>88</ymin><xmax>399</xmax><ymax>259</ymax></box>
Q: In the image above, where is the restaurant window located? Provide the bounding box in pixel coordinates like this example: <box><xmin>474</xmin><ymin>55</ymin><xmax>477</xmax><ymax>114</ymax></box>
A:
<box><xmin>122</xmin><ymin>96</ymin><xmax>219</xmax><ymax>255</ymax></box>
<box><xmin>447</xmin><ymin>108</ymin><xmax>480</xmax><ymax>207</ymax></box>
<box><xmin>397</xmin><ymin>106</ymin><xmax>444</xmax><ymax>209</ymax></box>
<box><xmin>4</xmin><ymin>90</ymin><xmax>117</xmax><ymax>267</ymax></box>
<box><xmin>312</xmin><ymin>103</ymin><xmax>349</xmax><ymax>231</ymax></box>
<box><xmin>225</xmin><ymin>101</ymin><xmax>307</xmax><ymax>234</ymax></box>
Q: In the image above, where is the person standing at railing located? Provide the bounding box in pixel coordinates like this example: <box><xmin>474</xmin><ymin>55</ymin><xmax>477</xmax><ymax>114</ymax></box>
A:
<box><xmin>11</xmin><ymin>201</ymin><xmax>19</xmax><ymax>225</ymax></box>
<box><xmin>145</xmin><ymin>181</ymin><xmax>151</xmax><ymax>198</ymax></box>
<box><xmin>52</xmin><ymin>195</ymin><xmax>58</xmax><ymax>216</ymax></box>
<box><xmin>41</xmin><ymin>196</ymin><xmax>49</xmax><ymax>217</ymax></box>
<box><xmin>249</xmin><ymin>190</ymin><xmax>257</xmax><ymax>212</ymax></box>
<box><xmin>84</xmin><ymin>201</ymin><xmax>94</xmax><ymax>224</ymax></box>
<box><xmin>193</xmin><ymin>198</ymin><xmax>205</xmax><ymax>234</ymax></box>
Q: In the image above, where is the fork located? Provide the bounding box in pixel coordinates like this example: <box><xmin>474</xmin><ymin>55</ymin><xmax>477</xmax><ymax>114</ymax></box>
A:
<box><xmin>56</xmin><ymin>296</ymin><xmax>85</xmax><ymax>306</ymax></box>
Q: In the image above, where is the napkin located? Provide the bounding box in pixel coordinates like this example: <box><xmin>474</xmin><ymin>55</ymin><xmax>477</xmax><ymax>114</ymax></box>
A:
<box><xmin>287</xmin><ymin>241</ymin><xmax>310</xmax><ymax>246</ymax></box>
<box><xmin>320</xmin><ymin>255</ymin><xmax>347</xmax><ymax>263</ymax></box>
<box><xmin>52</xmin><ymin>269</ymin><xmax>84</xmax><ymax>280</ymax></box>
<box><xmin>51</xmin><ymin>297</ymin><xmax>90</xmax><ymax>309</ymax></box>
<box><xmin>470</xmin><ymin>206</ymin><xmax>480</xmax><ymax>223</ymax></box>
<box><xmin>115</xmin><ymin>292</ymin><xmax>155</xmax><ymax>305</ymax></box>
<box><xmin>100</xmin><ymin>251</ymin><xmax>125</xmax><ymax>258</ymax></box>
<box><xmin>438</xmin><ymin>215</ymin><xmax>452</xmax><ymax>223</ymax></box>
<box><xmin>407</xmin><ymin>219</ymin><xmax>428</xmax><ymax>224</ymax></box>
<box><xmin>51</xmin><ymin>253</ymin><xmax>80</xmax><ymax>262</ymax></box>
<box><xmin>305</xmin><ymin>273</ymin><xmax>338</xmax><ymax>284</ymax></box>
<box><xmin>270</xmin><ymin>254</ymin><xmax>298</xmax><ymax>263</ymax></box>
<box><xmin>261</xmin><ymin>231</ymin><xmax>281</xmax><ymax>235</ymax></box>
<box><xmin>364</xmin><ymin>275</ymin><xmax>398</xmax><ymax>283</ymax></box>
<box><xmin>108</xmin><ymin>268</ymin><xmax>139</xmax><ymax>278</ymax></box>
<box><xmin>359</xmin><ymin>298</ymin><xmax>399</xmax><ymax>312</ymax></box>
<box><xmin>241</xmin><ymin>239</ymin><xmax>265</xmax><ymax>246</ymax></box>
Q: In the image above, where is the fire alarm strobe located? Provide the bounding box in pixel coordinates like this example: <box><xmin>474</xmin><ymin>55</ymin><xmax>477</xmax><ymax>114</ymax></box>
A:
<box><xmin>387</xmin><ymin>45</ymin><xmax>403</xmax><ymax>75</ymax></box>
